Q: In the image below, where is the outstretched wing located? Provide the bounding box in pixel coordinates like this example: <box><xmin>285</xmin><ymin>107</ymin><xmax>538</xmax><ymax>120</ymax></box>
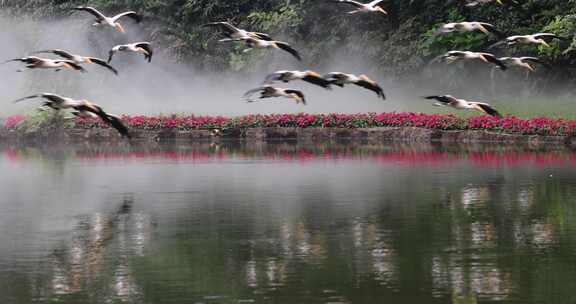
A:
<box><xmin>31</xmin><ymin>49</ymin><xmax>74</xmax><ymax>60</ymax></box>
<box><xmin>72</xmin><ymin>7</ymin><xmax>107</xmax><ymax>21</ymax></box>
<box><xmin>262</xmin><ymin>72</ymin><xmax>283</xmax><ymax>84</ymax></box>
<box><xmin>487</xmin><ymin>40</ymin><xmax>507</xmax><ymax>50</ymax></box>
<box><xmin>13</xmin><ymin>93</ymin><xmax>67</xmax><ymax>104</ymax></box>
<box><xmin>330</xmin><ymin>0</ymin><xmax>366</xmax><ymax>8</ymax></box>
<box><xmin>78</xmin><ymin>104</ymin><xmax>131</xmax><ymax>138</ymax></box>
<box><xmin>520</xmin><ymin>57</ymin><xmax>551</xmax><ymax>69</ymax></box>
<box><xmin>423</xmin><ymin>95</ymin><xmax>458</xmax><ymax>105</ymax></box>
<box><xmin>57</xmin><ymin>60</ymin><xmax>87</xmax><ymax>72</ymax></box>
<box><xmin>275</xmin><ymin>42</ymin><xmax>302</xmax><ymax>61</ymax></box>
<box><xmin>480</xmin><ymin>53</ymin><xmax>507</xmax><ymax>70</ymax></box>
<box><xmin>135</xmin><ymin>42</ymin><xmax>153</xmax><ymax>62</ymax></box>
<box><xmin>284</xmin><ymin>89</ymin><xmax>307</xmax><ymax>105</ymax></box>
<box><xmin>355</xmin><ymin>79</ymin><xmax>386</xmax><ymax>99</ymax></box>
<box><xmin>88</xmin><ymin>57</ymin><xmax>119</xmax><ymax>75</ymax></box>
<box><xmin>474</xmin><ymin>103</ymin><xmax>502</xmax><ymax>118</ymax></box>
<box><xmin>303</xmin><ymin>72</ymin><xmax>332</xmax><ymax>89</ymax></box>
<box><xmin>533</xmin><ymin>33</ymin><xmax>569</xmax><ymax>41</ymax></box>
<box><xmin>203</xmin><ymin>22</ymin><xmax>240</xmax><ymax>34</ymax></box>
<box><xmin>111</xmin><ymin>11</ymin><xmax>142</xmax><ymax>23</ymax></box>
<box><xmin>251</xmin><ymin>32</ymin><xmax>273</xmax><ymax>41</ymax></box>
<box><xmin>243</xmin><ymin>87</ymin><xmax>265</xmax><ymax>100</ymax></box>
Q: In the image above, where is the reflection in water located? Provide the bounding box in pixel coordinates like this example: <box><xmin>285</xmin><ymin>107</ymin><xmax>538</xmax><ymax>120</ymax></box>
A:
<box><xmin>1</xmin><ymin>142</ymin><xmax>576</xmax><ymax>303</ymax></box>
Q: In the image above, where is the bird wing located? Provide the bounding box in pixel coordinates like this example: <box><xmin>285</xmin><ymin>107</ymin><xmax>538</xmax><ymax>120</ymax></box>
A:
<box><xmin>473</xmin><ymin>103</ymin><xmax>502</xmax><ymax>118</ymax></box>
<box><xmin>423</xmin><ymin>95</ymin><xmax>458</xmax><ymax>105</ymax></box>
<box><xmin>262</xmin><ymin>72</ymin><xmax>283</xmax><ymax>84</ymax></box>
<box><xmin>88</xmin><ymin>57</ymin><xmax>119</xmax><ymax>75</ymax></box>
<box><xmin>107</xmin><ymin>49</ymin><xmax>116</xmax><ymax>63</ymax></box>
<box><xmin>135</xmin><ymin>42</ymin><xmax>153</xmax><ymax>62</ymax></box>
<box><xmin>275</xmin><ymin>42</ymin><xmax>302</xmax><ymax>61</ymax></box>
<box><xmin>487</xmin><ymin>40</ymin><xmax>507</xmax><ymax>50</ymax></box>
<box><xmin>243</xmin><ymin>87</ymin><xmax>266</xmax><ymax>100</ymax></box>
<box><xmin>13</xmin><ymin>93</ymin><xmax>66</xmax><ymax>104</ymax></box>
<box><xmin>331</xmin><ymin>0</ymin><xmax>366</xmax><ymax>8</ymax></box>
<box><xmin>284</xmin><ymin>90</ymin><xmax>307</xmax><ymax>105</ymax></box>
<box><xmin>533</xmin><ymin>33</ymin><xmax>568</xmax><ymax>41</ymax></box>
<box><xmin>57</xmin><ymin>60</ymin><xmax>87</xmax><ymax>72</ymax></box>
<box><xmin>203</xmin><ymin>22</ymin><xmax>240</xmax><ymax>34</ymax></box>
<box><xmin>302</xmin><ymin>72</ymin><xmax>333</xmax><ymax>89</ymax></box>
<box><xmin>251</xmin><ymin>32</ymin><xmax>273</xmax><ymax>41</ymax></box>
<box><xmin>368</xmin><ymin>0</ymin><xmax>385</xmax><ymax>6</ymax></box>
<box><xmin>355</xmin><ymin>78</ymin><xmax>386</xmax><ymax>99</ymax></box>
<box><xmin>76</xmin><ymin>104</ymin><xmax>131</xmax><ymax>138</ymax></box>
<box><xmin>111</xmin><ymin>11</ymin><xmax>142</xmax><ymax>23</ymax></box>
<box><xmin>480</xmin><ymin>53</ymin><xmax>507</xmax><ymax>70</ymax></box>
<box><xmin>73</xmin><ymin>7</ymin><xmax>107</xmax><ymax>21</ymax></box>
<box><xmin>31</xmin><ymin>49</ymin><xmax>74</xmax><ymax>60</ymax></box>
<box><xmin>520</xmin><ymin>57</ymin><xmax>551</xmax><ymax>69</ymax></box>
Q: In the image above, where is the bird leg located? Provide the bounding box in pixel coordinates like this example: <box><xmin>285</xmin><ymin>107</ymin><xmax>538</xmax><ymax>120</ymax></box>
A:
<box><xmin>347</xmin><ymin>10</ymin><xmax>360</xmax><ymax>14</ymax></box>
<box><xmin>242</xmin><ymin>48</ymin><xmax>253</xmax><ymax>53</ymax></box>
<box><xmin>218</xmin><ymin>38</ymin><xmax>241</xmax><ymax>42</ymax></box>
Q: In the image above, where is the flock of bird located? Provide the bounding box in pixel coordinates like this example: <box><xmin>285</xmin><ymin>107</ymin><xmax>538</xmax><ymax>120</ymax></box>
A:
<box><xmin>2</xmin><ymin>1</ymin><xmax>568</xmax><ymax>139</ymax></box>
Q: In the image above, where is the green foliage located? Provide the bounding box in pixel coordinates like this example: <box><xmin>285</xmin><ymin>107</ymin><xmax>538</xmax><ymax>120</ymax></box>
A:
<box><xmin>3</xmin><ymin>0</ymin><xmax>576</xmax><ymax>83</ymax></box>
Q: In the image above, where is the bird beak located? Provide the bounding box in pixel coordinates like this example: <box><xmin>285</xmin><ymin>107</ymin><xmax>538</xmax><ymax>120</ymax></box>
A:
<box><xmin>479</xmin><ymin>55</ymin><xmax>490</xmax><ymax>63</ymax></box>
<box><xmin>63</xmin><ymin>63</ymin><xmax>72</xmax><ymax>69</ymax></box>
<box><xmin>138</xmin><ymin>48</ymin><xmax>150</xmax><ymax>55</ymax></box>
<box><xmin>526</xmin><ymin>64</ymin><xmax>535</xmax><ymax>72</ymax></box>
<box><xmin>478</xmin><ymin>25</ymin><xmax>490</xmax><ymax>35</ymax></box>
<box><xmin>115</xmin><ymin>23</ymin><xmax>125</xmax><ymax>33</ymax></box>
<box><xmin>85</xmin><ymin>58</ymin><xmax>92</xmax><ymax>64</ymax></box>
<box><xmin>377</xmin><ymin>7</ymin><xmax>388</xmax><ymax>15</ymax></box>
<box><xmin>496</xmin><ymin>0</ymin><xmax>503</xmax><ymax>4</ymax></box>
<box><xmin>541</xmin><ymin>40</ymin><xmax>551</xmax><ymax>48</ymax></box>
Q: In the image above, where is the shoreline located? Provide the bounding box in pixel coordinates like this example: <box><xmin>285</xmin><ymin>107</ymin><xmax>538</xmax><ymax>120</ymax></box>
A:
<box><xmin>1</xmin><ymin>126</ymin><xmax>574</xmax><ymax>146</ymax></box>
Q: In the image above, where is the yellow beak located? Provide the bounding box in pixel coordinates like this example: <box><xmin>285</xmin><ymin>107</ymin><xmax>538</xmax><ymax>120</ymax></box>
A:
<box><xmin>540</xmin><ymin>40</ymin><xmax>551</xmax><ymax>48</ymax></box>
<box><xmin>479</xmin><ymin>55</ymin><xmax>489</xmax><ymax>63</ymax></box>
<box><xmin>477</xmin><ymin>25</ymin><xmax>490</xmax><ymax>35</ymax></box>
<box><xmin>377</xmin><ymin>7</ymin><xmax>388</xmax><ymax>15</ymax></box>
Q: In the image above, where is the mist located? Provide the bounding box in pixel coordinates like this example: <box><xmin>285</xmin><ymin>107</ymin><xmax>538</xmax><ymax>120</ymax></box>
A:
<box><xmin>0</xmin><ymin>12</ymin><xmax>573</xmax><ymax>118</ymax></box>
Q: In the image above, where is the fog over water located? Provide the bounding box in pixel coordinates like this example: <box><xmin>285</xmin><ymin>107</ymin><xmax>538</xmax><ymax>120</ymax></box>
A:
<box><xmin>0</xmin><ymin>13</ymin><xmax>412</xmax><ymax>117</ymax></box>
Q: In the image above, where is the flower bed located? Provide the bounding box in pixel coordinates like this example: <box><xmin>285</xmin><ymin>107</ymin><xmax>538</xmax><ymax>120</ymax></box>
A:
<box><xmin>3</xmin><ymin>113</ymin><xmax>576</xmax><ymax>137</ymax></box>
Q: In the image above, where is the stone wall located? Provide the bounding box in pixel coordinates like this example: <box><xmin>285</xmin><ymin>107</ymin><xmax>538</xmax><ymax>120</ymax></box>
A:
<box><xmin>1</xmin><ymin>127</ymin><xmax>575</xmax><ymax>146</ymax></box>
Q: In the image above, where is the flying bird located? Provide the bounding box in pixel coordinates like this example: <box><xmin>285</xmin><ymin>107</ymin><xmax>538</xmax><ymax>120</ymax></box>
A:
<box><xmin>108</xmin><ymin>42</ymin><xmax>153</xmax><ymax>63</ymax></box>
<box><xmin>323</xmin><ymin>72</ymin><xmax>386</xmax><ymax>99</ymax></box>
<box><xmin>4</xmin><ymin>56</ymin><xmax>86</xmax><ymax>72</ymax></box>
<box><xmin>263</xmin><ymin>70</ymin><xmax>332</xmax><ymax>89</ymax></box>
<box><xmin>13</xmin><ymin>93</ymin><xmax>131</xmax><ymax>138</ymax></box>
<box><xmin>330</xmin><ymin>0</ymin><xmax>388</xmax><ymax>15</ymax></box>
<box><xmin>72</xmin><ymin>6</ymin><xmax>141</xmax><ymax>33</ymax></box>
<box><xmin>242</xmin><ymin>38</ymin><xmax>301</xmax><ymax>61</ymax></box>
<box><xmin>433</xmin><ymin>22</ymin><xmax>504</xmax><ymax>37</ymax></box>
<box><xmin>461</xmin><ymin>0</ymin><xmax>503</xmax><ymax>7</ymax></box>
<box><xmin>31</xmin><ymin>49</ymin><xmax>118</xmax><ymax>75</ymax></box>
<box><xmin>243</xmin><ymin>86</ymin><xmax>306</xmax><ymax>105</ymax></box>
<box><xmin>423</xmin><ymin>95</ymin><xmax>502</xmax><ymax>118</ymax></box>
<box><xmin>203</xmin><ymin>22</ymin><xmax>272</xmax><ymax>42</ymax></box>
<box><xmin>488</xmin><ymin>33</ymin><xmax>569</xmax><ymax>49</ymax></box>
<box><xmin>497</xmin><ymin>57</ymin><xmax>550</xmax><ymax>72</ymax></box>
<box><xmin>437</xmin><ymin>51</ymin><xmax>507</xmax><ymax>70</ymax></box>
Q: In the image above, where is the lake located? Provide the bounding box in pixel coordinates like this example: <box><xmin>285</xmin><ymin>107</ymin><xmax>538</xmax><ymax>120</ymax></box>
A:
<box><xmin>1</xmin><ymin>141</ymin><xmax>576</xmax><ymax>303</ymax></box>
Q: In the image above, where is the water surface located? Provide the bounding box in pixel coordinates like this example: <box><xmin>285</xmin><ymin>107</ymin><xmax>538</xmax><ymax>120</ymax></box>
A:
<box><xmin>1</xmin><ymin>142</ymin><xmax>576</xmax><ymax>303</ymax></box>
